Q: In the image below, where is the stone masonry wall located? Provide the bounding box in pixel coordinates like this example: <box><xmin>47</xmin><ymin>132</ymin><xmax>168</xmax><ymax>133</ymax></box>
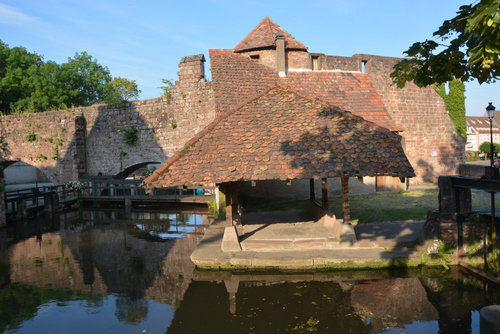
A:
<box><xmin>357</xmin><ymin>54</ymin><xmax>465</xmax><ymax>183</ymax></box>
<box><xmin>323</xmin><ymin>54</ymin><xmax>465</xmax><ymax>184</ymax></box>
<box><xmin>286</xmin><ymin>50</ymin><xmax>310</xmax><ymax>70</ymax></box>
<box><xmin>0</xmin><ymin>111</ymin><xmax>85</xmax><ymax>184</ymax></box>
<box><xmin>0</xmin><ymin>56</ymin><xmax>215</xmax><ymax>184</ymax></box>
<box><xmin>237</xmin><ymin>49</ymin><xmax>311</xmax><ymax>72</ymax></box>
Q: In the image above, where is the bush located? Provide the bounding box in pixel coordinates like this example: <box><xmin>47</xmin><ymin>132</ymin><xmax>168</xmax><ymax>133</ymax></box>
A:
<box><xmin>465</xmin><ymin>151</ymin><xmax>480</xmax><ymax>161</ymax></box>
<box><xmin>123</xmin><ymin>126</ymin><xmax>139</xmax><ymax>145</ymax></box>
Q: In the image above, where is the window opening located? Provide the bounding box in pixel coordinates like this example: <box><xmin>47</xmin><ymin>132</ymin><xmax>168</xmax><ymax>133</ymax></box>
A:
<box><xmin>361</xmin><ymin>60</ymin><xmax>367</xmax><ymax>73</ymax></box>
<box><xmin>312</xmin><ymin>56</ymin><xmax>319</xmax><ymax>71</ymax></box>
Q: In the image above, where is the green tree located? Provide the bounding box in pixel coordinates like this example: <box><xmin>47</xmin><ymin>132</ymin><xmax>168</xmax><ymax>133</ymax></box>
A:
<box><xmin>10</xmin><ymin>61</ymin><xmax>75</xmax><ymax>113</ymax></box>
<box><xmin>479</xmin><ymin>141</ymin><xmax>500</xmax><ymax>158</ymax></box>
<box><xmin>391</xmin><ymin>0</ymin><xmax>500</xmax><ymax>88</ymax></box>
<box><xmin>62</xmin><ymin>51</ymin><xmax>112</xmax><ymax>106</ymax></box>
<box><xmin>104</xmin><ymin>77</ymin><xmax>141</xmax><ymax>107</ymax></box>
<box><xmin>0</xmin><ymin>40</ymin><xmax>43</xmax><ymax>113</ymax></box>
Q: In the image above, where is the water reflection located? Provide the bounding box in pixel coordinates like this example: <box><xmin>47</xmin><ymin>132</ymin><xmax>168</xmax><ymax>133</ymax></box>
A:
<box><xmin>0</xmin><ymin>209</ymin><xmax>499</xmax><ymax>333</ymax></box>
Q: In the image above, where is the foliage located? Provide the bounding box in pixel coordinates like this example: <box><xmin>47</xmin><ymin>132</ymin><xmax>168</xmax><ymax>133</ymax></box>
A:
<box><xmin>122</xmin><ymin>126</ymin><xmax>139</xmax><ymax>145</ymax></box>
<box><xmin>437</xmin><ymin>242</ymin><xmax>455</xmax><ymax>270</ymax></box>
<box><xmin>0</xmin><ymin>40</ymin><xmax>43</xmax><ymax>113</ymax></box>
<box><xmin>170</xmin><ymin>122</ymin><xmax>177</xmax><ymax>129</ymax></box>
<box><xmin>0</xmin><ymin>43</ymin><xmax>112</xmax><ymax>114</ymax></box>
<box><xmin>62</xmin><ymin>51</ymin><xmax>111</xmax><ymax>106</ymax></box>
<box><xmin>140</xmin><ymin>166</ymin><xmax>156</xmax><ymax>179</ymax></box>
<box><xmin>479</xmin><ymin>141</ymin><xmax>500</xmax><ymax>154</ymax></box>
<box><xmin>466</xmin><ymin>151</ymin><xmax>481</xmax><ymax>161</ymax></box>
<box><xmin>104</xmin><ymin>77</ymin><xmax>141</xmax><ymax>107</ymax></box>
<box><xmin>71</xmin><ymin>198</ymin><xmax>83</xmax><ymax>209</ymax></box>
<box><xmin>0</xmin><ymin>282</ymin><xmax>105</xmax><ymax>333</ymax></box>
<box><xmin>208</xmin><ymin>198</ymin><xmax>225</xmax><ymax>219</ymax></box>
<box><xmin>65</xmin><ymin>180</ymin><xmax>82</xmax><ymax>192</ymax></box>
<box><xmin>159</xmin><ymin>78</ymin><xmax>174</xmax><ymax>104</ymax></box>
<box><xmin>434</xmin><ymin>80</ymin><xmax>467</xmax><ymax>139</ymax></box>
<box><xmin>25</xmin><ymin>132</ymin><xmax>36</xmax><ymax>142</ymax></box>
<box><xmin>391</xmin><ymin>0</ymin><xmax>500</xmax><ymax>88</ymax></box>
<box><xmin>493</xmin><ymin>156</ymin><xmax>500</xmax><ymax>167</ymax></box>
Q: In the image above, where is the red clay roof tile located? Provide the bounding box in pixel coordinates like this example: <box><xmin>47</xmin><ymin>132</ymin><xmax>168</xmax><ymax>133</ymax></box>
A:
<box><xmin>233</xmin><ymin>17</ymin><xmax>308</xmax><ymax>53</ymax></box>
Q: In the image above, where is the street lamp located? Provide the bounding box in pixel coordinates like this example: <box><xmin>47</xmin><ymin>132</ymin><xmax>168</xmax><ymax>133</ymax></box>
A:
<box><xmin>487</xmin><ymin>102</ymin><xmax>496</xmax><ymax>166</ymax></box>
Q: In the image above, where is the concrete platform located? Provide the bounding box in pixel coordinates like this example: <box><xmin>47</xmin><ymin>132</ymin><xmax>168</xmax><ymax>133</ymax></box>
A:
<box><xmin>191</xmin><ymin>210</ymin><xmax>425</xmax><ymax>270</ymax></box>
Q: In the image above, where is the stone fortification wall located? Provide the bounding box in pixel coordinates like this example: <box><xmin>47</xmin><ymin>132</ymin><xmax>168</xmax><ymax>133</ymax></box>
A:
<box><xmin>237</xmin><ymin>49</ymin><xmax>311</xmax><ymax>72</ymax></box>
<box><xmin>359</xmin><ymin>54</ymin><xmax>465</xmax><ymax>183</ymax></box>
<box><xmin>322</xmin><ymin>55</ymin><xmax>359</xmax><ymax>71</ymax></box>
<box><xmin>323</xmin><ymin>54</ymin><xmax>465</xmax><ymax>184</ymax></box>
<box><xmin>0</xmin><ymin>110</ymin><xmax>85</xmax><ymax>184</ymax></box>
<box><xmin>0</xmin><ymin>55</ymin><xmax>214</xmax><ymax>184</ymax></box>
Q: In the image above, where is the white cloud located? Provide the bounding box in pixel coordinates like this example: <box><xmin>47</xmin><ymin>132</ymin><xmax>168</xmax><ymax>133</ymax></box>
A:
<box><xmin>0</xmin><ymin>3</ymin><xmax>41</xmax><ymax>26</ymax></box>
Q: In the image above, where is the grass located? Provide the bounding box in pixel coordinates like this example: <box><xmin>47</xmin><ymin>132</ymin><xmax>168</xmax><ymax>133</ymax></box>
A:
<box><xmin>246</xmin><ymin>188</ymin><xmax>500</xmax><ymax>224</ymax></box>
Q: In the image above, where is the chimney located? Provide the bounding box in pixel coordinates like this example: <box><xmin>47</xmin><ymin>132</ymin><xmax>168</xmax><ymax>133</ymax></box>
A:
<box><xmin>275</xmin><ymin>33</ymin><xmax>286</xmax><ymax>77</ymax></box>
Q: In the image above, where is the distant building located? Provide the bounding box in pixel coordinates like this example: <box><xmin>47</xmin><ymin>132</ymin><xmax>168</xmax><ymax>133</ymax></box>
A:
<box><xmin>466</xmin><ymin>115</ymin><xmax>500</xmax><ymax>151</ymax></box>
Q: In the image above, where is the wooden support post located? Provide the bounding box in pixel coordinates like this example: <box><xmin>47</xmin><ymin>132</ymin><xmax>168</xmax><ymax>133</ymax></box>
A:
<box><xmin>310</xmin><ymin>179</ymin><xmax>315</xmax><ymax>201</ymax></box>
<box><xmin>456</xmin><ymin>187</ymin><xmax>463</xmax><ymax>263</ymax></box>
<box><xmin>221</xmin><ymin>182</ymin><xmax>241</xmax><ymax>252</ymax></box>
<box><xmin>231</xmin><ymin>182</ymin><xmax>241</xmax><ymax>226</ymax></box>
<box><xmin>321</xmin><ymin>178</ymin><xmax>328</xmax><ymax>210</ymax></box>
<box><xmin>341</xmin><ymin>176</ymin><xmax>350</xmax><ymax>224</ymax></box>
<box><xmin>225</xmin><ymin>183</ymin><xmax>233</xmax><ymax>227</ymax></box>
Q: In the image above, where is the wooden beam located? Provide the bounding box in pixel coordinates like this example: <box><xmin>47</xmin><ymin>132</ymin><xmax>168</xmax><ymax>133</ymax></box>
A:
<box><xmin>341</xmin><ymin>176</ymin><xmax>350</xmax><ymax>224</ymax></box>
<box><xmin>310</xmin><ymin>179</ymin><xmax>315</xmax><ymax>200</ymax></box>
<box><xmin>321</xmin><ymin>178</ymin><xmax>328</xmax><ymax>210</ymax></box>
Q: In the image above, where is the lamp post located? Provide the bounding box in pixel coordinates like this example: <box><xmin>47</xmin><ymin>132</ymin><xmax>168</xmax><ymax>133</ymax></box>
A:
<box><xmin>487</xmin><ymin>102</ymin><xmax>496</xmax><ymax>166</ymax></box>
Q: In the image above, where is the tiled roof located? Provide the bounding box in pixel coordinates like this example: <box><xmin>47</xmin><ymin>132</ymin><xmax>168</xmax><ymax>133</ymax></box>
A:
<box><xmin>210</xmin><ymin>50</ymin><xmax>401</xmax><ymax>131</ymax></box>
<box><xmin>233</xmin><ymin>17</ymin><xmax>308</xmax><ymax>53</ymax></box>
<box><xmin>282</xmin><ymin>72</ymin><xmax>402</xmax><ymax>132</ymax></box>
<box><xmin>143</xmin><ymin>85</ymin><xmax>414</xmax><ymax>188</ymax></box>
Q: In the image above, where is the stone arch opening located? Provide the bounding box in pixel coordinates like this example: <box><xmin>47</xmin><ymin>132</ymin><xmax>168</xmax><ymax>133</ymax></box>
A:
<box><xmin>1</xmin><ymin>160</ymin><xmax>55</xmax><ymax>190</ymax></box>
<box><xmin>112</xmin><ymin>161</ymin><xmax>162</xmax><ymax>180</ymax></box>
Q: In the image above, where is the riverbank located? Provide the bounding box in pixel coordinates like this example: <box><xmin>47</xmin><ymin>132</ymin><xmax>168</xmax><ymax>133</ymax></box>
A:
<box><xmin>191</xmin><ymin>215</ymin><xmax>451</xmax><ymax>270</ymax></box>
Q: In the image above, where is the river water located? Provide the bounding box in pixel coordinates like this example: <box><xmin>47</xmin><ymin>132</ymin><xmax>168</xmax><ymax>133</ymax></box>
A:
<box><xmin>0</xmin><ymin>208</ymin><xmax>499</xmax><ymax>334</ymax></box>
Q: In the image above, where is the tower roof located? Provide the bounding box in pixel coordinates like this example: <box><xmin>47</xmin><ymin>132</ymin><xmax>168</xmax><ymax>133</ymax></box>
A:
<box><xmin>233</xmin><ymin>17</ymin><xmax>308</xmax><ymax>53</ymax></box>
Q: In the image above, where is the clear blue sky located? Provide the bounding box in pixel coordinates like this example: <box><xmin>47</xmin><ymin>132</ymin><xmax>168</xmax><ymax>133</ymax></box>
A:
<box><xmin>1</xmin><ymin>0</ymin><xmax>498</xmax><ymax>116</ymax></box>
